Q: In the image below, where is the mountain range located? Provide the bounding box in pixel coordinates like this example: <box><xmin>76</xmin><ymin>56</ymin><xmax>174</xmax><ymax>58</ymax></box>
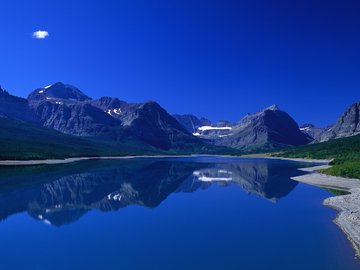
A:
<box><xmin>179</xmin><ymin>105</ymin><xmax>313</xmax><ymax>150</ymax></box>
<box><xmin>293</xmin><ymin>101</ymin><xmax>360</xmax><ymax>142</ymax></box>
<box><xmin>0</xmin><ymin>82</ymin><xmax>359</xmax><ymax>158</ymax></box>
<box><xmin>27</xmin><ymin>83</ymin><xmax>202</xmax><ymax>150</ymax></box>
<box><xmin>175</xmin><ymin>102</ymin><xmax>360</xmax><ymax>149</ymax></box>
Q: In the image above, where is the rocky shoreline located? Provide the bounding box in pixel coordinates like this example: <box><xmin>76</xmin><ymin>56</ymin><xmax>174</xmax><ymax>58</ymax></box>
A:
<box><xmin>0</xmin><ymin>155</ymin><xmax>201</xmax><ymax>166</ymax></box>
<box><xmin>291</xmin><ymin>165</ymin><xmax>360</xmax><ymax>257</ymax></box>
<box><xmin>324</xmin><ymin>190</ymin><xmax>360</xmax><ymax>258</ymax></box>
<box><xmin>0</xmin><ymin>154</ymin><xmax>332</xmax><ymax>166</ymax></box>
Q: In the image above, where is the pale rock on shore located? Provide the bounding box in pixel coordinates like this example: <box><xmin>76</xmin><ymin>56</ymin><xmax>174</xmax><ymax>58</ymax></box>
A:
<box><xmin>291</xmin><ymin>165</ymin><xmax>360</xmax><ymax>257</ymax></box>
<box><xmin>324</xmin><ymin>190</ymin><xmax>360</xmax><ymax>257</ymax></box>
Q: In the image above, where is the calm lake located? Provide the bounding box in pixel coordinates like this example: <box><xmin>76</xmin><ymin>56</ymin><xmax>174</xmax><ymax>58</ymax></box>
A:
<box><xmin>0</xmin><ymin>157</ymin><xmax>358</xmax><ymax>270</ymax></box>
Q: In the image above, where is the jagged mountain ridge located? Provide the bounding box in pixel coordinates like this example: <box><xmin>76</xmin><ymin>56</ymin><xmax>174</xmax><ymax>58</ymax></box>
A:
<box><xmin>0</xmin><ymin>82</ymin><xmax>316</xmax><ymax>153</ymax></box>
<box><xmin>298</xmin><ymin>102</ymin><xmax>360</xmax><ymax>142</ymax></box>
<box><xmin>91</xmin><ymin>98</ymin><xmax>201</xmax><ymax>149</ymax></box>
<box><xmin>173</xmin><ymin>114</ymin><xmax>212</xmax><ymax>133</ymax></box>
<box><xmin>176</xmin><ymin>105</ymin><xmax>312</xmax><ymax>151</ymax></box>
<box><xmin>0</xmin><ymin>86</ymin><xmax>37</xmax><ymax>122</ymax></box>
<box><xmin>299</xmin><ymin>124</ymin><xmax>326</xmax><ymax>141</ymax></box>
<box><xmin>3</xmin><ymin>81</ymin><xmax>360</xmax><ymax>153</ymax></box>
<box><xmin>28</xmin><ymin>82</ymin><xmax>91</xmax><ymax>105</ymax></box>
<box><xmin>216</xmin><ymin>105</ymin><xmax>313</xmax><ymax>150</ymax></box>
<box><xmin>319</xmin><ymin>101</ymin><xmax>360</xmax><ymax>141</ymax></box>
<box><xmin>27</xmin><ymin>82</ymin><xmax>212</xmax><ymax>151</ymax></box>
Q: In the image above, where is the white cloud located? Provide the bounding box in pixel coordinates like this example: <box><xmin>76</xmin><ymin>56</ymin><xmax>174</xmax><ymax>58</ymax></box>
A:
<box><xmin>32</xmin><ymin>30</ymin><xmax>49</xmax><ymax>39</ymax></box>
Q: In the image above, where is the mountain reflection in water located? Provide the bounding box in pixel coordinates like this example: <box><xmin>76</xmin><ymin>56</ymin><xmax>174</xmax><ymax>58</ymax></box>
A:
<box><xmin>0</xmin><ymin>158</ymin><xmax>307</xmax><ymax>226</ymax></box>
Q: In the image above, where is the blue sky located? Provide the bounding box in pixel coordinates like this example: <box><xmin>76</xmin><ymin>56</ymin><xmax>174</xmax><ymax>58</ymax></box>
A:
<box><xmin>0</xmin><ymin>0</ymin><xmax>359</xmax><ymax>126</ymax></box>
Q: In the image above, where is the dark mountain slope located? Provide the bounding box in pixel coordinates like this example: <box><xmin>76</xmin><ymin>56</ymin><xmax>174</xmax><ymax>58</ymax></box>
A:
<box><xmin>28</xmin><ymin>82</ymin><xmax>121</xmax><ymax>138</ymax></box>
<box><xmin>120</xmin><ymin>101</ymin><xmax>197</xmax><ymax>150</ymax></box>
<box><xmin>90</xmin><ymin>96</ymin><xmax>223</xmax><ymax>152</ymax></box>
<box><xmin>217</xmin><ymin>105</ymin><xmax>313</xmax><ymax>151</ymax></box>
<box><xmin>28</xmin><ymin>82</ymin><xmax>91</xmax><ymax>105</ymax></box>
<box><xmin>320</xmin><ymin>101</ymin><xmax>360</xmax><ymax>141</ymax></box>
<box><xmin>173</xmin><ymin>114</ymin><xmax>211</xmax><ymax>133</ymax></box>
<box><xmin>299</xmin><ymin>124</ymin><xmax>325</xmax><ymax>141</ymax></box>
<box><xmin>0</xmin><ymin>86</ymin><xmax>37</xmax><ymax>122</ymax></box>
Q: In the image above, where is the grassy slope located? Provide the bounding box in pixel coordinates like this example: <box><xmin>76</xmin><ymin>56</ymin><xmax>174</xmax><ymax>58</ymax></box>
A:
<box><xmin>0</xmin><ymin>117</ymin><xmax>164</xmax><ymax>160</ymax></box>
<box><xmin>275</xmin><ymin>134</ymin><xmax>360</xmax><ymax>179</ymax></box>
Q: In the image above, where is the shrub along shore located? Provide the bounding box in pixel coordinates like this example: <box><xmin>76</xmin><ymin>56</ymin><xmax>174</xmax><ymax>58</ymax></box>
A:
<box><xmin>274</xmin><ymin>134</ymin><xmax>360</xmax><ymax>179</ymax></box>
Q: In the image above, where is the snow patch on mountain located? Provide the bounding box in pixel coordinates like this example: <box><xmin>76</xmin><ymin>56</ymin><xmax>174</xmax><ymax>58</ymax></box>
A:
<box><xmin>106</xmin><ymin>108</ymin><xmax>122</xmax><ymax>116</ymax></box>
<box><xmin>198</xmin><ymin>126</ymin><xmax>232</xmax><ymax>131</ymax></box>
<box><xmin>300</xmin><ymin>127</ymin><xmax>311</xmax><ymax>132</ymax></box>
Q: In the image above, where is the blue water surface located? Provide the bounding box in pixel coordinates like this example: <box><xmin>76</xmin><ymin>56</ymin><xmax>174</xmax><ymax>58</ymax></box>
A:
<box><xmin>0</xmin><ymin>157</ymin><xmax>358</xmax><ymax>270</ymax></box>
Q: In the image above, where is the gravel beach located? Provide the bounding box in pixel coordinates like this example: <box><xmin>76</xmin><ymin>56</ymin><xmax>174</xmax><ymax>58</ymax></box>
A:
<box><xmin>292</xmin><ymin>165</ymin><xmax>360</xmax><ymax>257</ymax></box>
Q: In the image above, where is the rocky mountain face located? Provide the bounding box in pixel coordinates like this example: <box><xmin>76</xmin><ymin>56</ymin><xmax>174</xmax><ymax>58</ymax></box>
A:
<box><xmin>33</xmin><ymin>101</ymin><xmax>123</xmax><ymax>138</ymax></box>
<box><xmin>28</xmin><ymin>82</ymin><xmax>91</xmax><ymax>106</ymax></box>
<box><xmin>27</xmin><ymin>82</ymin><xmax>208</xmax><ymax>151</ymax></box>
<box><xmin>28</xmin><ymin>83</ymin><xmax>123</xmax><ymax>139</ymax></box>
<box><xmin>299</xmin><ymin>124</ymin><xmax>326</xmax><ymax>141</ymax></box>
<box><xmin>91</xmin><ymin>98</ymin><xmax>201</xmax><ymax>149</ymax></box>
<box><xmin>319</xmin><ymin>101</ymin><xmax>360</xmax><ymax>141</ymax></box>
<box><xmin>89</xmin><ymin>96</ymin><xmax>134</xmax><ymax>117</ymax></box>
<box><xmin>173</xmin><ymin>114</ymin><xmax>211</xmax><ymax>133</ymax></box>
<box><xmin>174</xmin><ymin>114</ymin><xmax>235</xmax><ymax>139</ymax></box>
<box><xmin>119</xmin><ymin>101</ymin><xmax>200</xmax><ymax>150</ymax></box>
<box><xmin>212</xmin><ymin>105</ymin><xmax>313</xmax><ymax>151</ymax></box>
<box><xmin>0</xmin><ymin>86</ymin><xmax>37</xmax><ymax>122</ymax></box>
<box><xmin>164</xmin><ymin>106</ymin><xmax>313</xmax><ymax>151</ymax></box>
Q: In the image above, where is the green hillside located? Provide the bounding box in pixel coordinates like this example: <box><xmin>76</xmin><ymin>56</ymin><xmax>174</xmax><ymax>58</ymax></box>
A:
<box><xmin>0</xmin><ymin>117</ymin><xmax>162</xmax><ymax>160</ymax></box>
<box><xmin>276</xmin><ymin>135</ymin><xmax>360</xmax><ymax>179</ymax></box>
